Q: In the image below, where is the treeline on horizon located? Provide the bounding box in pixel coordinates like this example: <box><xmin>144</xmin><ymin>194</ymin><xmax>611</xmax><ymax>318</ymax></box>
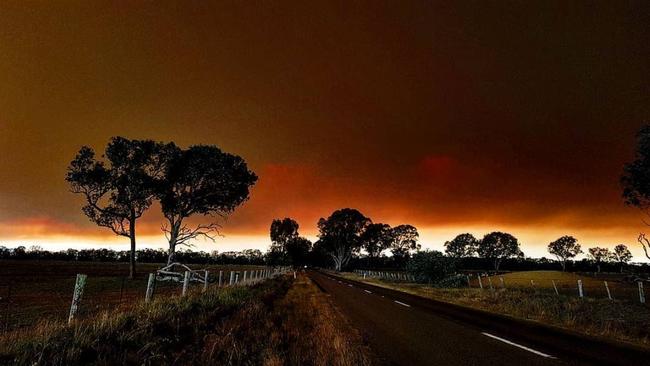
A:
<box><xmin>1</xmin><ymin>244</ymin><xmax>649</xmax><ymax>274</ymax></box>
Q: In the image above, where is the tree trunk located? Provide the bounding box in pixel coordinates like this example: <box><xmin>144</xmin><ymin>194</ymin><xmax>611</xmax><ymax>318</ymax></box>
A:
<box><xmin>129</xmin><ymin>212</ymin><xmax>136</xmax><ymax>279</ymax></box>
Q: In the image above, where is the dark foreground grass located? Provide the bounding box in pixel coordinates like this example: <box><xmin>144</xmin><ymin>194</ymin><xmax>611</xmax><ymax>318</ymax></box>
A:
<box><xmin>0</xmin><ymin>274</ymin><xmax>375</xmax><ymax>365</ymax></box>
<box><xmin>340</xmin><ymin>272</ymin><xmax>650</xmax><ymax>349</ymax></box>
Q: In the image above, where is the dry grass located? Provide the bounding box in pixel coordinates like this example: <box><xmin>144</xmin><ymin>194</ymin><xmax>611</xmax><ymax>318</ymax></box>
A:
<box><xmin>201</xmin><ymin>272</ymin><xmax>375</xmax><ymax>366</ymax></box>
<box><xmin>339</xmin><ymin>271</ymin><xmax>650</xmax><ymax>349</ymax></box>
<box><xmin>0</xmin><ymin>278</ymin><xmax>291</xmax><ymax>365</ymax></box>
<box><xmin>1</xmin><ymin>273</ymin><xmax>376</xmax><ymax>365</ymax></box>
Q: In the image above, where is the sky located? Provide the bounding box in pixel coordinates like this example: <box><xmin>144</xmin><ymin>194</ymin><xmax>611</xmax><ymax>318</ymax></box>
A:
<box><xmin>1</xmin><ymin>1</ymin><xmax>650</xmax><ymax>260</ymax></box>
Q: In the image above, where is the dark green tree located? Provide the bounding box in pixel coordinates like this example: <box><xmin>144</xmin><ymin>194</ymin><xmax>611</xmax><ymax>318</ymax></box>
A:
<box><xmin>391</xmin><ymin>224</ymin><xmax>420</xmax><ymax>267</ymax></box>
<box><xmin>317</xmin><ymin>208</ymin><xmax>371</xmax><ymax>271</ymax></box>
<box><xmin>477</xmin><ymin>231</ymin><xmax>522</xmax><ymax>272</ymax></box>
<box><xmin>157</xmin><ymin>145</ymin><xmax>257</xmax><ymax>264</ymax></box>
<box><xmin>268</xmin><ymin>218</ymin><xmax>311</xmax><ymax>266</ymax></box>
<box><xmin>587</xmin><ymin>247</ymin><xmax>612</xmax><ymax>273</ymax></box>
<box><xmin>547</xmin><ymin>235</ymin><xmax>581</xmax><ymax>271</ymax></box>
<box><xmin>66</xmin><ymin>137</ymin><xmax>167</xmax><ymax>278</ymax></box>
<box><xmin>612</xmin><ymin>244</ymin><xmax>632</xmax><ymax>273</ymax></box>
<box><xmin>444</xmin><ymin>233</ymin><xmax>478</xmax><ymax>259</ymax></box>
<box><xmin>360</xmin><ymin>223</ymin><xmax>393</xmax><ymax>267</ymax></box>
<box><xmin>621</xmin><ymin>125</ymin><xmax>650</xmax><ymax>260</ymax></box>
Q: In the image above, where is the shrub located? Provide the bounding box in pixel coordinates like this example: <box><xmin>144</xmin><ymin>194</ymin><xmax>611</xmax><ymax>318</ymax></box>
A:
<box><xmin>406</xmin><ymin>250</ymin><xmax>455</xmax><ymax>284</ymax></box>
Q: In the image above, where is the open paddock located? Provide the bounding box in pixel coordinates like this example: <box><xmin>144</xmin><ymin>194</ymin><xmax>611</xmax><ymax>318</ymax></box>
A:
<box><xmin>0</xmin><ymin>260</ymin><xmax>266</xmax><ymax>331</ymax></box>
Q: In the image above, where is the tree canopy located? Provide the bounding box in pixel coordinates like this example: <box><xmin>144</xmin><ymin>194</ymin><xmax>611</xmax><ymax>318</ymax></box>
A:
<box><xmin>390</xmin><ymin>224</ymin><xmax>420</xmax><ymax>266</ymax></box>
<box><xmin>547</xmin><ymin>235</ymin><xmax>582</xmax><ymax>271</ymax></box>
<box><xmin>477</xmin><ymin>231</ymin><xmax>522</xmax><ymax>272</ymax></box>
<box><xmin>621</xmin><ymin>125</ymin><xmax>650</xmax><ymax>260</ymax></box>
<box><xmin>444</xmin><ymin>233</ymin><xmax>478</xmax><ymax>258</ymax></box>
<box><xmin>317</xmin><ymin>208</ymin><xmax>370</xmax><ymax>271</ymax></box>
<box><xmin>269</xmin><ymin>218</ymin><xmax>311</xmax><ymax>266</ymax></box>
<box><xmin>360</xmin><ymin>223</ymin><xmax>393</xmax><ymax>263</ymax></box>
<box><xmin>66</xmin><ymin>137</ymin><xmax>169</xmax><ymax>278</ymax></box>
<box><xmin>587</xmin><ymin>247</ymin><xmax>612</xmax><ymax>273</ymax></box>
<box><xmin>156</xmin><ymin>144</ymin><xmax>257</xmax><ymax>264</ymax></box>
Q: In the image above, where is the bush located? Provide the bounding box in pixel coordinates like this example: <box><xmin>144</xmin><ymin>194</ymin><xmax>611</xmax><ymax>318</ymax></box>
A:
<box><xmin>406</xmin><ymin>250</ymin><xmax>455</xmax><ymax>284</ymax></box>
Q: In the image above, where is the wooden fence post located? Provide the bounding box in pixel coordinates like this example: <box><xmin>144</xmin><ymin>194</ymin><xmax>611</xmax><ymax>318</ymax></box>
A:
<box><xmin>488</xmin><ymin>277</ymin><xmax>494</xmax><ymax>293</ymax></box>
<box><xmin>577</xmin><ymin>279</ymin><xmax>584</xmax><ymax>298</ymax></box>
<box><xmin>243</xmin><ymin>271</ymin><xmax>248</xmax><ymax>283</ymax></box>
<box><xmin>477</xmin><ymin>275</ymin><xmax>483</xmax><ymax>289</ymax></box>
<box><xmin>68</xmin><ymin>274</ymin><xmax>87</xmax><ymax>325</ymax></box>
<box><xmin>145</xmin><ymin>273</ymin><xmax>156</xmax><ymax>303</ymax></box>
<box><xmin>229</xmin><ymin>271</ymin><xmax>235</xmax><ymax>285</ymax></box>
<box><xmin>182</xmin><ymin>271</ymin><xmax>190</xmax><ymax>297</ymax></box>
<box><xmin>639</xmin><ymin>282</ymin><xmax>646</xmax><ymax>304</ymax></box>
<box><xmin>203</xmin><ymin>271</ymin><xmax>209</xmax><ymax>292</ymax></box>
<box><xmin>218</xmin><ymin>271</ymin><xmax>223</xmax><ymax>287</ymax></box>
<box><xmin>604</xmin><ymin>281</ymin><xmax>612</xmax><ymax>300</ymax></box>
<box><xmin>466</xmin><ymin>275</ymin><xmax>471</xmax><ymax>288</ymax></box>
<box><xmin>552</xmin><ymin>280</ymin><xmax>559</xmax><ymax>295</ymax></box>
<box><xmin>235</xmin><ymin>272</ymin><xmax>240</xmax><ymax>284</ymax></box>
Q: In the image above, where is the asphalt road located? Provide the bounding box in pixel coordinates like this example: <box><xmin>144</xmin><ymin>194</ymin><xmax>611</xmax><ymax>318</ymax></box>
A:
<box><xmin>307</xmin><ymin>270</ymin><xmax>649</xmax><ymax>366</ymax></box>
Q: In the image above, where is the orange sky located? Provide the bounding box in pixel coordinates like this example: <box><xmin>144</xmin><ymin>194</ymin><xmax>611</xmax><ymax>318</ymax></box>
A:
<box><xmin>1</xmin><ymin>2</ymin><xmax>650</xmax><ymax>261</ymax></box>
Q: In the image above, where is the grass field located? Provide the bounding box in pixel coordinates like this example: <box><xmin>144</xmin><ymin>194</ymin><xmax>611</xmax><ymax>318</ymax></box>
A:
<box><xmin>471</xmin><ymin>270</ymin><xmax>641</xmax><ymax>301</ymax></box>
<box><xmin>340</xmin><ymin>270</ymin><xmax>650</xmax><ymax>348</ymax></box>
<box><xmin>0</xmin><ymin>272</ymin><xmax>375</xmax><ymax>365</ymax></box>
<box><xmin>0</xmin><ymin>260</ymin><xmax>265</xmax><ymax>331</ymax></box>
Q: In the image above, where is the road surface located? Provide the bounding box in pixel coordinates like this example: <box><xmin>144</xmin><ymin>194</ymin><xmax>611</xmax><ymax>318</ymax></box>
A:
<box><xmin>307</xmin><ymin>270</ymin><xmax>649</xmax><ymax>366</ymax></box>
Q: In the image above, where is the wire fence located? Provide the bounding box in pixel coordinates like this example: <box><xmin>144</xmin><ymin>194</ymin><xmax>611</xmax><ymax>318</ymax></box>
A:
<box><xmin>0</xmin><ymin>266</ymin><xmax>290</xmax><ymax>333</ymax></box>
<box><xmin>354</xmin><ymin>270</ymin><xmax>648</xmax><ymax>304</ymax></box>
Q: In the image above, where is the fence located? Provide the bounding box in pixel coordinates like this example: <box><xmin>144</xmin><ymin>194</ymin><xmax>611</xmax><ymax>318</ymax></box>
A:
<box><xmin>354</xmin><ymin>269</ymin><xmax>415</xmax><ymax>282</ymax></box>
<box><xmin>0</xmin><ymin>266</ymin><xmax>290</xmax><ymax>332</ymax></box>
<box><xmin>353</xmin><ymin>270</ymin><xmax>649</xmax><ymax>304</ymax></box>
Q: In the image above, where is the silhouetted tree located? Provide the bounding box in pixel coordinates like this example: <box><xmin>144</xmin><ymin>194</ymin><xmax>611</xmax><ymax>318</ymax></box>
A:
<box><xmin>269</xmin><ymin>218</ymin><xmax>300</xmax><ymax>263</ymax></box>
<box><xmin>477</xmin><ymin>232</ymin><xmax>522</xmax><ymax>272</ymax></box>
<box><xmin>612</xmin><ymin>244</ymin><xmax>632</xmax><ymax>273</ymax></box>
<box><xmin>360</xmin><ymin>223</ymin><xmax>393</xmax><ymax>267</ymax></box>
<box><xmin>587</xmin><ymin>247</ymin><xmax>612</xmax><ymax>273</ymax></box>
<box><xmin>391</xmin><ymin>224</ymin><xmax>420</xmax><ymax>267</ymax></box>
<box><xmin>268</xmin><ymin>218</ymin><xmax>311</xmax><ymax>266</ymax></box>
<box><xmin>547</xmin><ymin>235</ymin><xmax>582</xmax><ymax>271</ymax></box>
<box><xmin>286</xmin><ymin>236</ymin><xmax>312</xmax><ymax>267</ymax></box>
<box><xmin>317</xmin><ymin>208</ymin><xmax>370</xmax><ymax>271</ymax></box>
<box><xmin>622</xmin><ymin>125</ymin><xmax>650</xmax><ymax>260</ymax></box>
<box><xmin>67</xmin><ymin>137</ymin><xmax>167</xmax><ymax>278</ymax></box>
<box><xmin>157</xmin><ymin>144</ymin><xmax>257</xmax><ymax>264</ymax></box>
<box><xmin>444</xmin><ymin>233</ymin><xmax>478</xmax><ymax>259</ymax></box>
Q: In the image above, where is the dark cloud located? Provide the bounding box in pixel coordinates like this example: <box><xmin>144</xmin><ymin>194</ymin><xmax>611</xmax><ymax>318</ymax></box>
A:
<box><xmin>0</xmin><ymin>1</ymin><xmax>649</xmax><ymax>252</ymax></box>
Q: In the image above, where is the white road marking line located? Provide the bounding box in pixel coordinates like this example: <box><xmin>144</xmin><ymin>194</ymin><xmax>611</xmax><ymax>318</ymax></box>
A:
<box><xmin>394</xmin><ymin>300</ymin><xmax>411</xmax><ymax>307</ymax></box>
<box><xmin>481</xmin><ymin>333</ymin><xmax>556</xmax><ymax>359</ymax></box>
<box><xmin>364</xmin><ymin>290</ymin><xmax>372</xmax><ymax>294</ymax></box>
